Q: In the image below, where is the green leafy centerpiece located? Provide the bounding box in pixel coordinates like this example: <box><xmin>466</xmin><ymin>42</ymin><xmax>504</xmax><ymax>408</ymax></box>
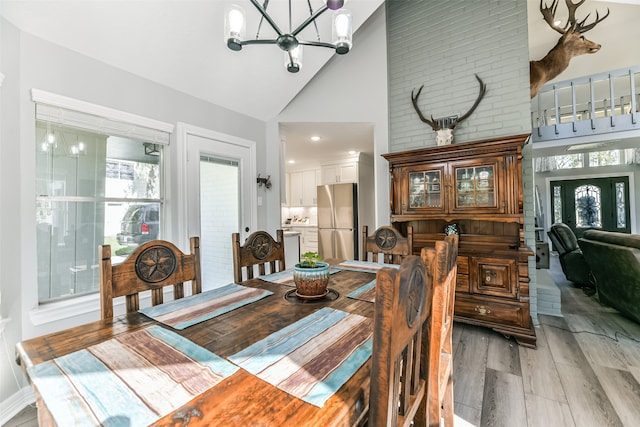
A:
<box><xmin>293</xmin><ymin>251</ymin><xmax>330</xmax><ymax>299</ymax></box>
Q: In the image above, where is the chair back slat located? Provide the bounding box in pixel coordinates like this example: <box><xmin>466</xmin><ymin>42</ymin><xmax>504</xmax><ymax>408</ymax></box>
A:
<box><xmin>362</xmin><ymin>225</ymin><xmax>413</xmax><ymax>264</ymax></box>
<box><xmin>232</xmin><ymin>230</ymin><xmax>286</xmax><ymax>284</ymax></box>
<box><xmin>421</xmin><ymin>234</ymin><xmax>459</xmax><ymax>427</ymax></box>
<box><xmin>99</xmin><ymin>237</ymin><xmax>201</xmax><ymax>320</ymax></box>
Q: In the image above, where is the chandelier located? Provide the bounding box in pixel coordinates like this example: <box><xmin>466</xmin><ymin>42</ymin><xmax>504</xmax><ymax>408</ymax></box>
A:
<box><xmin>225</xmin><ymin>0</ymin><xmax>353</xmax><ymax>73</ymax></box>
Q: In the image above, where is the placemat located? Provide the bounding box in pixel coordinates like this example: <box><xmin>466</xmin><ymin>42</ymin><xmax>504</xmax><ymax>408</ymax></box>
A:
<box><xmin>140</xmin><ymin>283</ymin><xmax>272</xmax><ymax>329</ymax></box>
<box><xmin>347</xmin><ymin>279</ymin><xmax>378</xmax><ymax>303</ymax></box>
<box><xmin>335</xmin><ymin>259</ymin><xmax>400</xmax><ymax>273</ymax></box>
<box><xmin>343</xmin><ymin>262</ymin><xmax>399</xmax><ymax>302</ymax></box>
<box><xmin>28</xmin><ymin>325</ymin><xmax>239</xmax><ymax>427</ymax></box>
<box><xmin>229</xmin><ymin>307</ymin><xmax>372</xmax><ymax>407</ymax></box>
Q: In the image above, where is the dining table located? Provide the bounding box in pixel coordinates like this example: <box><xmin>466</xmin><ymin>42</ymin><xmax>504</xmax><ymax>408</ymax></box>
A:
<box><xmin>15</xmin><ymin>261</ymin><xmax>389</xmax><ymax>427</ymax></box>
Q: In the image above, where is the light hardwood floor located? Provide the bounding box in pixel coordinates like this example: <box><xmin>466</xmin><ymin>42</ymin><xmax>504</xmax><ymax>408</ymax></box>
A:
<box><xmin>4</xmin><ymin>254</ymin><xmax>640</xmax><ymax>427</ymax></box>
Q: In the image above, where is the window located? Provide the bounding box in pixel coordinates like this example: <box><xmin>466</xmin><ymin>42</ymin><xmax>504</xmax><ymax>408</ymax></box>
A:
<box><xmin>589</xmin><ymin>150</ymin><xmax>621</xmax><ymax>167</ymax></box>
<box><xmin>36</xmin><ymin>123</ymin><xmax>163</xmax><ymax>303</ymax></box>
<box><xmin>574</xmin><ymin>184</ymin><xmax>601</xmax><ymax>228</ymax></box>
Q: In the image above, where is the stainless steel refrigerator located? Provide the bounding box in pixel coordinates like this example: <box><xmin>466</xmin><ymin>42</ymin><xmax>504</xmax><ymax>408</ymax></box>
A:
<box><xmin>317</xmin><ymin>183</ymin><xmax>358</xmax><ymax>260</ymax></box>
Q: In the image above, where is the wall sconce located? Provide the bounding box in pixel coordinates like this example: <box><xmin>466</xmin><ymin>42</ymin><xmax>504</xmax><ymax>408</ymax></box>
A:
<box><xmin>257</xmin><ymin>174</ymin><xmax>272</xmax><ymax>190</ymax></box>
<box><xmin>144</xmin><ymin>142</ymin><xmax>160</xmax><ymax>156</ymax></box>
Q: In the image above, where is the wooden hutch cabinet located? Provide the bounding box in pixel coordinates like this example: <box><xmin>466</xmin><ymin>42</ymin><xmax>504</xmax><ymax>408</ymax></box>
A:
<box><xmin>383</xmin><ymin>134</ymin><xmax>536</xmax><ymax>347</ymax></box>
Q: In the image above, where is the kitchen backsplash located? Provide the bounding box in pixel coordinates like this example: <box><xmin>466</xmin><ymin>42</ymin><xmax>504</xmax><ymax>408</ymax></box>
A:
<box><xmin>282</xmin><ymin>206</ymin><xmax>318</xmax><ymax>225</ymax></box>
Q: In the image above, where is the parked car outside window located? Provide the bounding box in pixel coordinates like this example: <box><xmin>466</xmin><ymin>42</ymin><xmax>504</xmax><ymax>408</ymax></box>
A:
<box><xmin>117</xmin><ymin>204</ymin><xmax>160</xmax><ymax>246</ymax></box>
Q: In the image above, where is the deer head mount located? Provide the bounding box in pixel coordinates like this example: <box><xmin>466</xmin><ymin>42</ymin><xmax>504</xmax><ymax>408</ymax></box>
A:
<box><xmin>530</xmin><ymin>0</ymin><xmax>610</xmax><ymax>98</ymax></box>
<box><xmin>411</xmin><ymin>74</ymin><xmax>486</xmax><ymax>146</ymax></box>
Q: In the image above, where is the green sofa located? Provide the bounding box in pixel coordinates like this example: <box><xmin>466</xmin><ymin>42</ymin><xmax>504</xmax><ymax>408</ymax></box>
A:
<box><xmin>578</xmin><ymin>230</ymin><xmax>640</xmax><ymax>324</ymax></box>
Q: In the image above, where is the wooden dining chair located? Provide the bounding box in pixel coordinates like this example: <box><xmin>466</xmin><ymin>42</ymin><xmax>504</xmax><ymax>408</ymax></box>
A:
<box><xmin>421</xmin><ymin>233</ymin><xmax>459</xmax><ymax>427</ymax></box>
<box><xmin>362</xmin><ymin>225</ymin><xmax>413</xmax><ymax>264</ymax></box>
<box><xmin>232</xmin><ymin>230</ymin><xmax>285</xmax><ymax>284</ymax></box>
<box><xmin>368</xmin><ymin>233</ymin><xmax>459</xmax><ymax>427</ymax></box>
<box><xmin>369</xmin><ymin>255</ymin><xmax>431</xmax><ymax>427</ymax></box>
<box><xmin>99</xmin><ymin>237</ymin><xmax>202</xmax><ymax>320</ymax></box>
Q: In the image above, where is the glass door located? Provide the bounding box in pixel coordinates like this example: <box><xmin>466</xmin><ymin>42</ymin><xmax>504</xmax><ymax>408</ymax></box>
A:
<box><xmin>185</xmin><ymin>127</ymin><xmax>256</xmax><ymax>290</ymax></box>
<box><xmin>404</xmin><ymin>165</ymin><xmax>446</xmax><ymax>213</ymax></box>
<box><xmin>550</xmin><ymin>176</ymin><xmax>631</xmax><ymax>238</ymax></box>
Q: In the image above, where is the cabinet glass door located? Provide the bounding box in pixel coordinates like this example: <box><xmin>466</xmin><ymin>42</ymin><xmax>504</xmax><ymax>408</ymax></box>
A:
<box><xmin>455</xmin><ymin>165</ymin><xmax>496</xmax><ymax>208</ymax></box>
<box><xmin>409</xmin><ymin>170</ymin><xmax>442</xmax><ymax>209</ymax></box>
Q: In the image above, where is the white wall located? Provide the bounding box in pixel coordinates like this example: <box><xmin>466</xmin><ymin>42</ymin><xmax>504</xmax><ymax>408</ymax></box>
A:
<box><xmin>272</xmin><ymin>4</ymin><xmax>390</xmax><ymax>231</ymax></box>
<box><xmin>0</xmin><ymin>17</ymin><xmax>267</xmax><ymax>407</ymax></box>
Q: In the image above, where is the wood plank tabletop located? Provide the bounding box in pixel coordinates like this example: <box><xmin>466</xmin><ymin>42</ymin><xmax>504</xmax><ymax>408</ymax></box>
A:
<box><xmin>16</xmin><ymin>268</ymin><xmax>377</xmax><ymax>427</ymax></box>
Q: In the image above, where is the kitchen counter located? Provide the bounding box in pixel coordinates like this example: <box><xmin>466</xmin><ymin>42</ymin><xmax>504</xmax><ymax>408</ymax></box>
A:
<box><xmin>282</xmin><ymin>224</ymin><xmax>318</xmax><ymax>229</ymax></box>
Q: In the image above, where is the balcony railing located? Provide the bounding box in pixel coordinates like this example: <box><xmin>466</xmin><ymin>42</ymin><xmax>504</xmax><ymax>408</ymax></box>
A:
<box><xmin>531</xmin><ymin>65</ymin><xmax>640</xmax><ymax>142</ymax></box>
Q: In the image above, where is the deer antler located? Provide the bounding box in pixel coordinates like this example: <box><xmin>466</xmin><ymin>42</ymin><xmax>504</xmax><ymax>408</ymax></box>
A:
<box><xmin>573</xmin><ymin>3</ymin><xmax>610</xmax><ymax>33</ymax></box>
<box><xmin>541</xmin><ymin>0</ymin><xmax>610</xmax><ymax>34</ymax></box>
<box><xmin>411</xmin><ymin>75</ymin><xmax>486</xmax><ymax>131</ymax></box>
<box><xmin>411</xmin><ymin>86</ymin><xmax>441</xmax><ymax>131</ymax></box>
<box><xmin>540</xmin><ymin>0</ymin><xmax>565</xmax><ymax>34</ymax></box>
<box><xmin>451</xmin><ymin>74</ymin><xmax>486</xmax><ymax>128</ymax></box>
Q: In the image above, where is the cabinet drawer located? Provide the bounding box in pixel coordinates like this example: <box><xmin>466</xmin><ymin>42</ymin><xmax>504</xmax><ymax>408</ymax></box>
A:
<box><xmin>470</xmin><ymin>257</ymin><xmax>517</xmax><ymax>298</ymax></box>
<box><xmin>455</xmin><ymin>274</ymin><xmax>469</xmax><ymax>293</ymax></box>
<box><xmin>456</xmin><ymin>256</ymin><xmax>469</xmax><ymax>275</ymax></box>
<box><xmin>454</xmin><ymin>296</ymin><xmax>525</xmax><ymax>328</ymax></box>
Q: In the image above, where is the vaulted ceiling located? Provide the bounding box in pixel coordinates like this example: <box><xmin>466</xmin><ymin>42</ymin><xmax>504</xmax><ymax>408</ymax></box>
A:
<box><xmin>2</xmin><ymin>0</ymin><xmax>638</xmax><ymax>165</ymax></box>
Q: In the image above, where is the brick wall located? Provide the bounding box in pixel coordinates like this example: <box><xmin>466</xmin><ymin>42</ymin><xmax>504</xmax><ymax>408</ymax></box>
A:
<box><xmin>386</xmin><ymin>0</ymin><xmax>531</xmax><ymax>150</ymax></box>
<box><xmin>386</xmin><ymin>0</ymin><xmax>538</xmax><ymax>322</ymax></box>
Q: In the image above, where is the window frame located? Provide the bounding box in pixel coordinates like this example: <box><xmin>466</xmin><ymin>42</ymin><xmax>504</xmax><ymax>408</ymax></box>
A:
<box><xmin>28</xmin><ymin>90</ymin><xmax>174</xmax><ymax>325</ymax></box>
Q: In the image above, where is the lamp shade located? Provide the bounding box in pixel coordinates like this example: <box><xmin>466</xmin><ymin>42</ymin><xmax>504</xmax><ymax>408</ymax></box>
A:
<box><xmin>225</xmin><ymin>5</ymin><xmax>246</xmax><ymax>51</ymax></box>
<box><xmin>332</xmin><ymin>9</ymin><xmax>352</xmax><ymax>54</ymax></box>
<box><xmin>285</xmin><ymin>45</ymin><xmax>303</xmax><ymax>73</ymax></box>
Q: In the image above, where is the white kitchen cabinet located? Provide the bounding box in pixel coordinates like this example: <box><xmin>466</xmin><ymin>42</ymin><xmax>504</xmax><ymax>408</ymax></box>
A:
<box><xmin>288</xmin><ymin>169</ymin><xmax>318</xmax><ymax>206</ymax></box>
<box><xmin>290</xmin><ymin>227</ymin><xmax>318</xmax><ymax>254</ymax></box>
<box><xmin>320</xmin><ymin>162</ymin><xmax>358</xmax><ymax>184</ymax></box>
<box><xmin>283</xmin><ymin>232</ymin><xmax>300</xmax><ymax>267</ymax></box>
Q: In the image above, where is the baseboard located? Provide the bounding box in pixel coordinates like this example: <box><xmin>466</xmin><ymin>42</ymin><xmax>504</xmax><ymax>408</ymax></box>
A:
<box><xmin>0</xmin><ymin>386</ymin><xmax>35</xmax><ymax>425</ymax></box>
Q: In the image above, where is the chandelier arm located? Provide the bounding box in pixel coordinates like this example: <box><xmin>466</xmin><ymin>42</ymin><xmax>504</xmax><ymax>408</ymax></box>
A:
<box><xmin>306</xmin><ymin>0</ymin><xmax>321</xmax><ymax>41</ymax></box>
<box><xmin>249</xmin><ymin>0</ymin><xmax>284</xmax><ymax>36</ymax></box>
<box><xmin>298</xmin><ymin>40</ymin><xmax>337</xmax><ymax>50</ymax></box>
<box><xmin>255</xmin><ymin>0</ymin><xmax>270</xmax><ymax>39</ymax></box>
<box><xmin>241</xmin><ymin>39</ymin><xmax>279</xmax><ymax>46</ymax></box>
<box><xmin>291</xmin><ymin>4</ymin><xmax>329</xmax><ymax>37</ymax></box>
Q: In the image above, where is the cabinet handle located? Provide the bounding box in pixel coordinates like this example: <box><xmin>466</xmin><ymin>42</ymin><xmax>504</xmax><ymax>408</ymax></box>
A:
<box><xmin>474</xmin><ymin>305</ymin><xmax>491</xmax><ymax>315</ymax></box>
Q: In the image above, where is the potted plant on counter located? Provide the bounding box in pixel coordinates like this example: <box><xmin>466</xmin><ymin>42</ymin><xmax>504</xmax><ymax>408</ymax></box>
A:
<box><xmin>293</xmin><ymin>252</ymin><xmax>330</xmax><ymax>299</ymax></box>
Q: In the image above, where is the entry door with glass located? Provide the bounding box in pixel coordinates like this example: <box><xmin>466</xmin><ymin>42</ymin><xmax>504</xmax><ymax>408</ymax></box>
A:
<box><xmin>550</xmin><ymin>176</ymin><xmax>631</xmax><ymax>238</ymax></box>
<box><xmin>185</xmin><ymin>128</ymin><xmax>256</xmax><ymax>290</ymax></box>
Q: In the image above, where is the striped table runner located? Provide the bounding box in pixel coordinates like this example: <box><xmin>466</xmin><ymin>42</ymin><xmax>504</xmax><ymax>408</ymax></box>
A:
<box><xmin>336</xmin><ymin>259</ymin><xmax>400</xmax><ymax>273</ymax></box>
<box><xmin>229</xmin><ymin>307</ymin><xmax>373</xmax><ymax>407</ymax></box>
<box><xmin>259</xmin><ymin>267</ymin><xmax>340</xmax><ymax>286</ymax></box>
<box><xmin>140</xmin><ymin>283</ymin><xmax>272</xmax><ymax>329</ymax></box>
<box><xmin>339</xmin><ymin>261</ymin><xmax>399</xmax><ymax>303</ymax></box>
<box><xmin>28</xmin><ymin>325</ymin><xmax>238</xmax><ymax>427</ymax></box>
<box><xmin>347</xmin><ymin>279</ymin><xmax>378</xmax><ymax>303</ymax></box>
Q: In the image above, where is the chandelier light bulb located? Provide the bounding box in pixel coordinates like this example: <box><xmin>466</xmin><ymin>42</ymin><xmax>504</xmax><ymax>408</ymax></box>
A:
<box><xmin>228</xmin><ymin>9</ymin><xmax>244</xmax><ymax>34</ymax></box>
<box><xmin>47</xmin><ymin>132</ymin><xmax>55</xmax><ymax>144</ymax></box>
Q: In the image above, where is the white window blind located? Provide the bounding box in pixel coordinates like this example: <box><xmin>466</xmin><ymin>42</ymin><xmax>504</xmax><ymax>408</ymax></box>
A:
<box><xmin>31</xmin><ymin>89</ymin><xmax>173</xmax><ymax>145</ymax></box>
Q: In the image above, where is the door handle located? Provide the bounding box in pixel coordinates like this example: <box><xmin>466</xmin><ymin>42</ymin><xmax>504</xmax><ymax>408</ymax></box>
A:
<box><xmin>245</xmin><ymin>227</ymin><xmax>250</xmax><ymax>232</ymax></box>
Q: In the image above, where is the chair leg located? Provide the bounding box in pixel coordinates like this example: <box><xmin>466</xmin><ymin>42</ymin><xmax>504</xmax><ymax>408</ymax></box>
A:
<box><xmin>442</xmin><ymin>375</ymin><xmax>454</xmax><ymax>427</ymax></box>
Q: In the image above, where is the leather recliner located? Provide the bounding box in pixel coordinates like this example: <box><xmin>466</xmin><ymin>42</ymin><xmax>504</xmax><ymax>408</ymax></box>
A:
<box><xmin>547</xmin><ymin>223</ymin><xmax>591</xmax><ymax>287</ymax></box>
